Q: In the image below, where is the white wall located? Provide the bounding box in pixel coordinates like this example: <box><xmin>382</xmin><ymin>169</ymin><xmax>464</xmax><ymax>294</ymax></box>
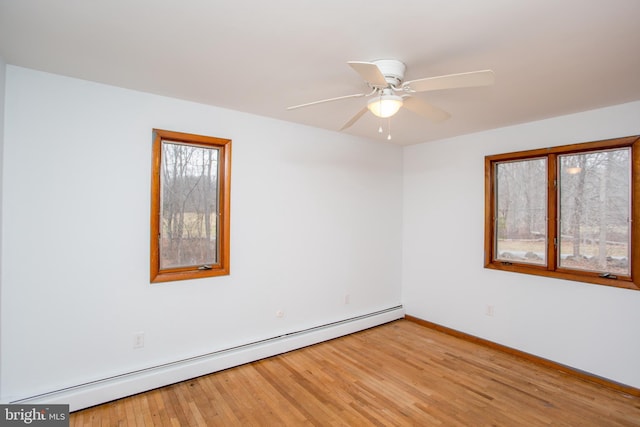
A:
<box><xmin>0</xmin><ymin>66</ymin><xmax>403</xmax><ymax>403</ymax></box>
<box><xmin>0</xmin><ymin>56</ymin><xmax>5</xmax><ymax>398</ymax></box>
<box><xmin>402</xmin><ymin>101</ymin><xmax>640</xmax><ymax>388</ymax></box>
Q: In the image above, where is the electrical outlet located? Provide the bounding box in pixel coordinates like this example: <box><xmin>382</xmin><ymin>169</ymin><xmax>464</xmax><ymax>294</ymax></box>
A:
<box><xmin>485</xmin><ymin>305</ymin><xmax>495</xmax><ymax>317</ymax></box>
<box><xmin>133</xmin><ymin>332</ymin><xmax>145</xmax><ymax>349</ymax></box>
<box><xmin>344</xmin><ymin>294</ymin><xmax>350</xmax><ymax>304</ymax></box>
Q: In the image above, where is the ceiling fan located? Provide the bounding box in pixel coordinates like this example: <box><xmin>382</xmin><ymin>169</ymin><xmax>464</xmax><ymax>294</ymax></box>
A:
<box><xmin>287</xmin><ymin>59</ymin><xmax>495</xmax><ymax>137</ymax></box>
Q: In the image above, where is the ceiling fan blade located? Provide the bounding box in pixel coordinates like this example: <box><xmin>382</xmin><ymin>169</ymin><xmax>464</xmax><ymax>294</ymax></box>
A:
<box><xmin>347</xmin><ymin>61</ymin><xmax>388</xmax><ymax>87</ymax></box>
<box><xmin>402</xmin><ymin>97</ymin><xmax>451</xmax><ymax>123</ymax></box>
<box><xmin>287</xmin><ymin>93</ymin><xmax>366</xmax><ymax>110</ymax></box>
<box><xmin>340</xmin><ymin>107</ymin><xmax>369</xmax><ymax>131</ymax></box>
<box><xmin>402</xmin><ymin>69</ymin><xmax>495</xmax><ymax>93</ymax></box>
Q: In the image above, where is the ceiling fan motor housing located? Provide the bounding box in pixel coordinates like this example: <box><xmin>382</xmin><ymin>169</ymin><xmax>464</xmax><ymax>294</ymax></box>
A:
<box><xmin>372</xmin><ymin>59</ymin><xmax>406</xmax><ymax>87</ymax></box>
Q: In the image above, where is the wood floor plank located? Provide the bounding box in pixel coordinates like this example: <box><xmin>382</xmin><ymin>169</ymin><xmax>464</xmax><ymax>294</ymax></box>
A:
<box><xmin>70</xmin><ymin>320</ymin><xmax>640</xmax><ymax>426</ymax></box>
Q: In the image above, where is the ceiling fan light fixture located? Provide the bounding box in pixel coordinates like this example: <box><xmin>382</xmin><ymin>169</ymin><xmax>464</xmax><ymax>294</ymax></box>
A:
<box><xmin>367</xmin><ymin>95</ymin><xmax>403</xmax><ymax>118</ymax></box>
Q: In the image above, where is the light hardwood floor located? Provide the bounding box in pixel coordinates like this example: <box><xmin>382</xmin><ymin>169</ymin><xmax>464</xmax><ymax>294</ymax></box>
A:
<box><xmin>70</xmin><ymin>319</ymin><xmax>640</xmax><ymax>426</ymax></box>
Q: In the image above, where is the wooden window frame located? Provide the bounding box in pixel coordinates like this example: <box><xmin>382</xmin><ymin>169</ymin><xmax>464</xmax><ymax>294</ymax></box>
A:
<box><xmin>150</xmin><ymin>129</ymin><xmax>231</xmax><ymax>283</ymax></box>
<box><xmin>484</xmin><ymin>135</ymin><xmax>640</xmax><ymax>291</ymax></box>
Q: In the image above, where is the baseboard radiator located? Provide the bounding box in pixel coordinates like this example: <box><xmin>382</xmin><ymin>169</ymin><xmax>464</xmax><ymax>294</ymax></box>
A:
<box><xmin>10</xmin><ymin>306</ymin><xmax>405</xmax><ymax>411</ymax></box>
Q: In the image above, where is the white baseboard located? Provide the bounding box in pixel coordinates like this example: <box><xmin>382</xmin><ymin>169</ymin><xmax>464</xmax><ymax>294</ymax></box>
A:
<box><xmin>11</xmin><ymin>306</ymin><xmax>404</xmax><ymax>411</ymax></box>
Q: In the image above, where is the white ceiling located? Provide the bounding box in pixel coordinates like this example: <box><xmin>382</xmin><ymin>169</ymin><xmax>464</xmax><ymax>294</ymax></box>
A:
<box><xmin>1</xmin><ymin>0</ymin><xmax>639</xmax><ymax>146</ymax></box>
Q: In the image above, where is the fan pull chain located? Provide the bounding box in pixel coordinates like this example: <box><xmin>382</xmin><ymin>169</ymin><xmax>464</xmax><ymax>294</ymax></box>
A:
<box><xmin>387</xmin><ymin>118</ymin><xmax>392</xmax><ymax>140</ymax></box>
<box><xmin>378</xmin><ymin>91</ymin><xmax>384</xmax><ymax>133</ymax></box>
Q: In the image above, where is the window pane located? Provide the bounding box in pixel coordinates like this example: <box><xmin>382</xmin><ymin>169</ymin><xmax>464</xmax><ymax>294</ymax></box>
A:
<box><xmin>495</xmin><ymin>158</ymin><xmax>547</xmax><ymax>265</ymax></box>
<box><xmin>558</xmin><ymin>148</ymin><xmax>630</xmax><ymax>275</ymax></box>
<box><xmin>160</xmin><ymin>142</ymin><xmax>219</xmax><ymax>269</ymax></box>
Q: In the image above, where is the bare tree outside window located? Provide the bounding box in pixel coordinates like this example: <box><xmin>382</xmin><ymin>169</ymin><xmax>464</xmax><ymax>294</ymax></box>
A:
<box><xmin>558</xmin><ymin>148</ymin><xmax>630</xmax><ymax>275</ymax></box>
<box><xmin>495</xmin><ymin>158</ymin><xmax>547</xmax><ymax>265</ymax></box>
<box><xmin>151</xmin><ymin>129</ymin><xmax>231</xmax><ymax>283</ymax></box>
<box><xmin>160</xmin><ymin>142</ymin><xmax>219</xmax><ymax>269</ymax></box>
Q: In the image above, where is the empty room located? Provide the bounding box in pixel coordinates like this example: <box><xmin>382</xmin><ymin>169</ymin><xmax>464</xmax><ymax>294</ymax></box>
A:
<box><xmin>1</xmin><ymin>0</ymin><xmax>639</xmax><ymax>425</ymax></box>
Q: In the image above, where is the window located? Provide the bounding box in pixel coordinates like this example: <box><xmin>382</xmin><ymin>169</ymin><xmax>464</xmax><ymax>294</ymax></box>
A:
<box><xmin>151</xmin><ymin>129</ymin><xmax>231</xmax><ymax>283</ymax></box>
<box><xmin>485</xmin><ymin>135</ymin><xmax>640</xmax><ymax>290</ymax></box>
